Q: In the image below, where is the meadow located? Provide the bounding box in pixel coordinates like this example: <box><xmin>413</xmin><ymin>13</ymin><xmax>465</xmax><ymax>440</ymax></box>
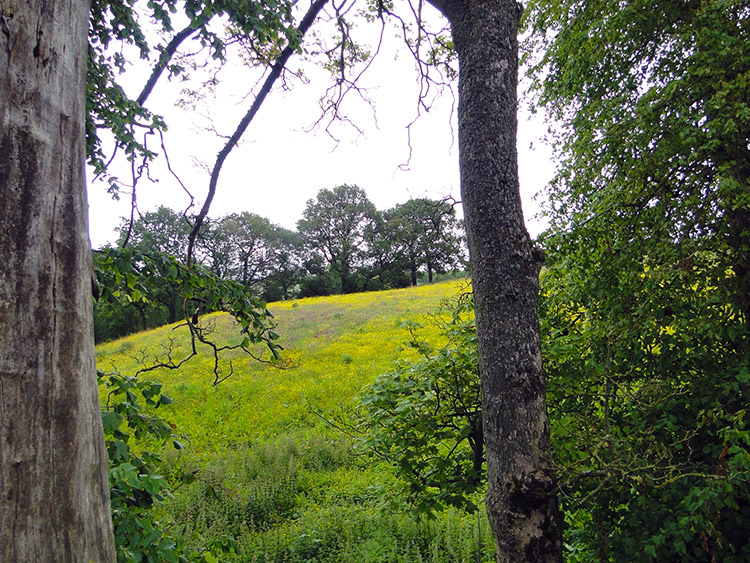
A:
<box><xmin>96</xmin><ymin>279</ymin><xmax>496</xmax><ymax>562</ymax></box>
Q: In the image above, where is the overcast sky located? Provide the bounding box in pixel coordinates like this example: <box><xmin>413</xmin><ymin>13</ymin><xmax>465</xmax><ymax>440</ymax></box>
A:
<box><xmin>86</xmin><ymin>7</ymin><xmax>555</xmax><ymax>248</ymax></box>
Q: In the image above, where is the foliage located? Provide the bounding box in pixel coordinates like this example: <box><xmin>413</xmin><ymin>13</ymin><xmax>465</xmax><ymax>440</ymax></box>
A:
<box><xmin>99</xmin><ymin>370</ymin><xmax>187</xmax><ymax>562</ymax></box>
<box><xmin>96</xmin><ymin>207</ymin><xmax>305</xmax><ymax>341</ymax></box>
<box><xmin>297</xmin><ymin>185</ymin><xmax>378</xmax><ymax>293</ymax></box>
<box><xmin>164</xmin><ymin>436</ymin><xmax>494</xmax><ymax>562</ymax></box>
<box><xmin>118</xmin><ymin>206</ymin><xmax>196</xmax><ymax>261</ymax></box>
<box><xmin>260</xmin><ymin>226</ymin><xmax>305</xmax><ymax>301</ymax></box>
<box><xmin>387</xmin><ymin>198</ymin><xmax>465</xmax><ymax>285</ymax></box>
<box><xmin>297</xmin><ymin>267</ymin><xmax>344</xmax><ymax>297</ymax></box>
<box><xmin>100</xmin><ymin>370</ymin><xmax>246</xmax><ymax>562</ymax></box>
<box><xmin>349</xmin><ymin>269</ymin><xmax>749</xmax><ymax>560</ymax></box>
<box><xmin>365</xmin><ymin>198</ymin><xmax>465</xmax><ymax>289</ymax></box>
<box><xmin>95</xmin><ymin>208</ymin><xmax>201</xmax><ymax>341</ymax></box>
<box><xmin>522</xmin><ymin>0</ymin><xmax>750</xmax><ymax>559</ymax></box>
<box><xmin>93</xmin><ymin>292</ymin><xmax>161</xmax><ymax>343</ymax></box>
<box><xmin>242</xmin><ymin>504</ymin><xmax>494</xmax><ymax>562</ymax></box>
<box><xmin>363</xmin><ymin>209</ymin><xmax>415</xmax><ymax>291</ymax></box>
<box><xmin>356</xmin><ymin>289</ymin><xmax>483</xmax><ymax>515</ymax></box>
<box><xmin>94</xmin><ymin>246</ymin><xmax>282</xmax><ymax>380</ymax></box>
<box><xmin>96</xmin><ymin>281</ymin><xmax>492</xmax><ymax>561</ymax></box>
<box><xmin>539</xmin><ymin>236</ymin><xmax>750</xmax><ymax>561</ymax></box>
<box><xmin>202</xmin><ymin>212</ymin><xmax>303</xmax><ymax>300</ymax></box>
<box><xmin>522</xmin><ymin>0</ymin><xmax>750</xmax><ymax>321</ymax></box>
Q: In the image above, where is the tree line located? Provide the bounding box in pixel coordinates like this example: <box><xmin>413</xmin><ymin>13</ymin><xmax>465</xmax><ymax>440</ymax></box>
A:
<box><xmin>94</xmin><ymin>184</ymin><xmax>465</xmax><ymax>342</ymax></box>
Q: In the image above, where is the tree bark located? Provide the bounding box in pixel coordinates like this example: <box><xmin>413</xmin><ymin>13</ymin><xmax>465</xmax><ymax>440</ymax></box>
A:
<box><xmin>409</xmin><ymin>251</ymin><xmax>419</xmax><ymax>286</ymax></box>
<box><xmin>727</xmin><ymin>166</ymin><xmax>750</xmax><ymax>330</ymax></box>
<box><xmin>427</xmin><ymin>0</ymin><xmax>563</xmax><ymax>560</ymax></box>
<box><xmin>0</xmin><ymin>0</ymin><xmax>116</xmax><ymax>560</ymax></box>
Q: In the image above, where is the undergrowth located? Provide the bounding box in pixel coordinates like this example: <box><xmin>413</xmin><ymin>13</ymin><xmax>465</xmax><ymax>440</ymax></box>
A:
<box><xmin>97</xmin><ymin>280</ymin><xmax>494</xmax><ymax>561</ymax></box>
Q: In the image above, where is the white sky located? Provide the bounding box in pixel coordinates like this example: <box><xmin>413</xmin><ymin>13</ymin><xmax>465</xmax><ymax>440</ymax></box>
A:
<box><xmin>86</xmin><ymin>6</ymin><xmax>555</xmax><ymax>248</ymax></box>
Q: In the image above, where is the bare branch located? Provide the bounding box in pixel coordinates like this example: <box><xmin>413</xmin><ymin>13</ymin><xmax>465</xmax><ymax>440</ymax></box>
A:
<box><xmin>307</xmin><ymin>0</ymin><xmax>386</xmax><ymax>141</ymax></box>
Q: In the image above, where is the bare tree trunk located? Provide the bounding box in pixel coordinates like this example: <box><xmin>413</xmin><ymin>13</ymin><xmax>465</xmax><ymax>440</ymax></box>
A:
<box><xmin>427</xmin><ymin>0</ymin><xmax>562</xmax><ymax>560</ymax></box>
<box><xmin>0</xmin><ymin>0</ymin><xmax>116</xmax><ymax>559</ymax></box>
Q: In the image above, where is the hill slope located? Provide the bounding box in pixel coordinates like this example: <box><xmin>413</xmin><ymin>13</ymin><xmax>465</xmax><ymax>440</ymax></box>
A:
<box><xmin>97</xmin><ymin>280</ymin><xmax>466</xmax><ymax>447</ymax></box>
<box><xmin>96</xmin><ymin>279</ymin><xmax>495</xmax><ymax>562</ymax></box>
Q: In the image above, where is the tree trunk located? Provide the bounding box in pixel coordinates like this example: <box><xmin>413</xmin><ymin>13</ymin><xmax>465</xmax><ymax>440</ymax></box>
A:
<box><xmin>727</xmin><ymin>166</ymin><xmax>750</xmax><ymax>329</ymax></box>
<box><xmin>408</xmin><ymin>248</ymin><xmax>419</xmax><ymax>286</ymax></box>
<box><xmin>167</xmin><ymin>295</ymin><xmax>177</xmax><ymax>324</ymax></box>
<box><xmin>0</xmin><ymin>0</ymin><xmax>116</xmax><ymax>560</ymax></box>
<box><xmin>427</xmin><ymin>0</ymin><xmax>562</xmax><ymax>560</ymax></box>
<box><xmin>136</xmin><ymin>301</ymin><xmax>149</xmax><ymax>331</ymax></box>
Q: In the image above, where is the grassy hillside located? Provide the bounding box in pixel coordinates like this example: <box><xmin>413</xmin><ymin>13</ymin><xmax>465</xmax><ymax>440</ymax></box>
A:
<box><xmin>96</xmin><ymin>279</ymin><xmax>495</xmax><ymax>562</ymax></box>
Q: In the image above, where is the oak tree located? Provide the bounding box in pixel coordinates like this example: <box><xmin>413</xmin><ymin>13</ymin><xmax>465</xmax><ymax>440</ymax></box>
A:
<box><xmin>298</xmin><ymin>184</ymin><xmax>377</xmax><ymax>293</ymax></box>
<box><xmin>382</xmin><ymin>198</ymin><xmax>465</xmax><ymax>286</ymax></box>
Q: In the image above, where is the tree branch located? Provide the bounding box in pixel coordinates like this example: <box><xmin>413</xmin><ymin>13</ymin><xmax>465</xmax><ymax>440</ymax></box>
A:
<box><xmin>137</xmin><ymin>24</ymin><xmax>201</xmax><ymax>106</ymax></box>
<box><xmin>187</xmin><ymin>0</ymin><xmax>330</xmax><ymax>264</ymax></box>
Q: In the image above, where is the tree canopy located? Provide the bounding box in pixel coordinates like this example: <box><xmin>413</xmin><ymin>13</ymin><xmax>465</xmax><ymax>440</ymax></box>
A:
<box><xmin>523</xmin><ymin>1</ymin><xmax>750</xmax><ymax>559</ymax></box>
<box><xmin>523</xmin><ymin>0</ymin><xmax>749</xmax><ymax>323</ymax></box>
<box><xmin>297</xmin><ymin>185</ymin><xmax>378</xmax><ymax>293</ymax></box>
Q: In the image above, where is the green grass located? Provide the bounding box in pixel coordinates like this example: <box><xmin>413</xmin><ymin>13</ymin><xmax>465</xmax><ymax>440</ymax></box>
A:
<box><xmin>97</xmin><ymin>279</ymin><xmax>494</xmax><ymax>561</ymax></box>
